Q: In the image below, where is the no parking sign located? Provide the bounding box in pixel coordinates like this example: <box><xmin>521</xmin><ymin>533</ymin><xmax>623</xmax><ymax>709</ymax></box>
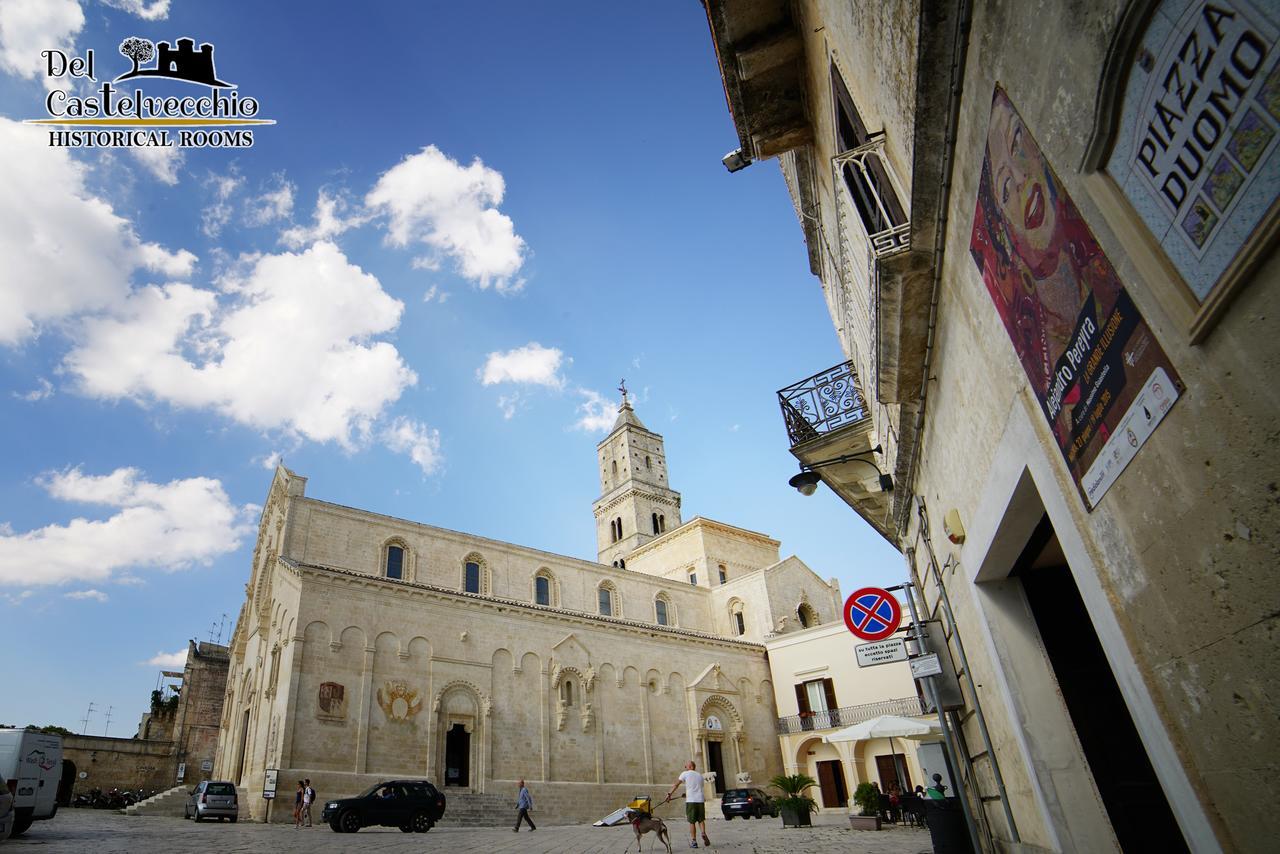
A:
<box><xmin>843</xmin><ymin>587</ymin><xmax>902</xmax><ymax>641</ymax></box>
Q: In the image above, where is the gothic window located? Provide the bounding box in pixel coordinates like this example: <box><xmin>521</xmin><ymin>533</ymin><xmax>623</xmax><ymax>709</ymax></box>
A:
<box><xmin>533</xmin><ymin>570</ymin><xmax>555</xmax><ymax>607</ymax></box>
<box><xmin>615</xmin><ymin>517</ymin><xmax>623</xmax><ymax>540</ymax></box>
<box><xmin>612</xmin><ymin>460</ymin><xmax>618</xmax><ymax>479</ymax></box>
<box><xmin>730</xmin><ymin>599</ymin><xmax>746</xmax><ymax>636</ymax></box>
<box><xmin>798</xmin><ymin>602</ymin><xmax>818</xmax><ymax>628</ymax></box>
<box><xmin>831</xmin><ymin>63</ymin><xmax>906</xmax><ymax>237</ymax></box>
<box><xmin>718</xmin><ymin>564</ymin><xmax>727</xmax><ymax>584</ymax></box>
<box><xmin>383</xmin><ymin>541</ymin><xmax>407</xmax><ymax>580</ymax></box>
<box><xmin>598</xmin><ymin>582</ymin><xmax>618</xmax><ymax>617</ymax></box>
<box><xmin>619</xmin><ymin>558</ymin><xmax>625</xmax><ymax>569</ymax></box>
<box><xmin>652</xmin><ymin>512</ymin><xmax>660</xmax><ymax>535</ymax></box>
<box><xmin>659</xmin><ymin>514</ymin><xmax>665</xmax><ymax>532</ymax></box>
<box><xmin>655</xmin><ymin>594</ymin><xmax>672</xmax><ymax>627</ymax></box>
<box><xmin>561</xmin><ymin>679</ymin><xmax>574</xmax><ymax>708</ymax></box>
<box><xmin>461</xmin><ymin>553</ymin><xmax>488</xmax><ymax>595</ymax></box>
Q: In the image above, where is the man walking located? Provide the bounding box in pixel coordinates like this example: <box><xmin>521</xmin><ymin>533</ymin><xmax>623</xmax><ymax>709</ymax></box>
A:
<box><xmin>301</xmin><ymin>778</ymin><xmax>315</xmax><ymax>827</ymax></box>
<box><xmin>513</xmin><ymin>779</ymin><xmax>536</xmax><ymax>832</ymax></box>
<box><xmin>666</xmin><ymin>760</ymin><xmax>709</xmax><ymax>849</ymax></box>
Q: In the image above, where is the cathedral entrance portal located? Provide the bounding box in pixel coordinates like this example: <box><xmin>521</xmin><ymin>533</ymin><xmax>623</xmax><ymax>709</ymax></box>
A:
<box><xmin>444</xmin><ymin>723</ymin><xmax>470</xmax><ymax>787</ymax></box>
<box><xmin>706</xmin><ymin>741</ymin><xmax>727</xmax><ymax>795</ymax></box>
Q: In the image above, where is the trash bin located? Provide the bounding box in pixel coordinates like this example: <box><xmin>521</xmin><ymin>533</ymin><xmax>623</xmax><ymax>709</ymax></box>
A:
<box><xmin>923</xmin><ymin>797</ymin><xmax>973</xmax><ymax>854</ymax></box>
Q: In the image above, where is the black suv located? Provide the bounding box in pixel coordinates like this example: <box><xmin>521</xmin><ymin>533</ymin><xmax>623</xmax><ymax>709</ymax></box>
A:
<box><xmin>321</xmin><ymin>780</ymin><xmax>446</xmax><ymax>833</ymax></box>
<box><xmin>721</xmin><ymin>787</ymin><xmax>778</xmax><ymax>820</ymax></box>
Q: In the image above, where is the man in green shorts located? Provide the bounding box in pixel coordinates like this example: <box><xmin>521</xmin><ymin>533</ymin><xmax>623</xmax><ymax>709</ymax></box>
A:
<box><xmin>666</xmin><ymin>759</ymin><xmax>709</xmax><ymax>849</ymax></box>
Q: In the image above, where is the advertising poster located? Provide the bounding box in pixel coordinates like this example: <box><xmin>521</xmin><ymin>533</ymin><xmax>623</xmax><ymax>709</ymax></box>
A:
<box><xmin>970</xmin><ymin>87</ymin><xmax>1184</xmax><ymax>509</ymax></box>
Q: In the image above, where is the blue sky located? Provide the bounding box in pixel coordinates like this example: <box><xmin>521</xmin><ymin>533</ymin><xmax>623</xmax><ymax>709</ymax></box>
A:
<box><xmin>0</xmin><ymin>0</ymin><xmax>901</xmax><ymax>733</ymax></box>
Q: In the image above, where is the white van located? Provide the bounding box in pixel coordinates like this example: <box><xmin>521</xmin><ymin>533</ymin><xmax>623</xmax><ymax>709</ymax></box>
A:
<box><xmin>0</xmin><ymin>729</ymin><xmax>62</xmax><ymax>838</ymax></box>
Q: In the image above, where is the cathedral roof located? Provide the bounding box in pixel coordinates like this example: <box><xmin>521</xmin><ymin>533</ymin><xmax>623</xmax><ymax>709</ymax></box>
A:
<box><xmin>610</xmin><ymin>400</ymin><xmax>647</xmax><ymax>432</ymax></box>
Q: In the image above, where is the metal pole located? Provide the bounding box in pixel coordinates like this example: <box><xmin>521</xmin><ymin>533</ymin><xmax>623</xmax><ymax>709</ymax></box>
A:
<box><xmin>900</xmin><ymin>578</ymin><xmax>983</xmax><ymax>854</ymax></box>
<box><xmin>916</xmin><ymin>499</ymin><xmax>1021</xmax><ymax>844</ymax></box>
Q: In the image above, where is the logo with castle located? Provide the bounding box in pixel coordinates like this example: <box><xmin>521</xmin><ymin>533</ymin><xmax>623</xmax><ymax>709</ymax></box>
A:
<box><xmin>115</xmin><ymin>36</ymin><xmax>234</xmax><ymax>88</ymax></box>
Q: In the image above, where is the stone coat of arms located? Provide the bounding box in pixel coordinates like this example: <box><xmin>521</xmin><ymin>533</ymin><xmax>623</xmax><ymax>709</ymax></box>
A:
<box><xmin>377</xmin><ymin>681</ymin><xmax>423</xmax><ymax>722</ymax></box>
<box><xmin>317</xmin><ymin>681</ymin><xmax>346</xmax><ymax>720</ymax></box>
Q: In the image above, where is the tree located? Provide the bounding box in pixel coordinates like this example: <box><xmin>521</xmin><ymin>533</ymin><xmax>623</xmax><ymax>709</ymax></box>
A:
<box><xmin>119</xmin><ymin>37</ymin><xmax>154</xmax><ymax>76</ymax></box>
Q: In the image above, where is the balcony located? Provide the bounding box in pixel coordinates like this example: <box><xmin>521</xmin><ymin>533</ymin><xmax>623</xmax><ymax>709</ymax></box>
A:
<box><xmin>777</xmin><ymin>360</ymin><xmax>869</xmax><ymax>447</ymax></box>
<box><xmin>776</xmin><ymin>696</ymin><xmax>927</xmax><ymax>735</ymax></box>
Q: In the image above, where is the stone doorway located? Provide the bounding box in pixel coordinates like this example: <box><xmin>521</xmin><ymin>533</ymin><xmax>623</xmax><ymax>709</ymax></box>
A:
<box><xmin>706</xmin><ymin>740</ymin><xmax>727</xmax><ymax>795</ymax></box>
<box><xmin>444</xmin><ymin>723</ymin><xmax>470</xmax><ymax>787</ymax></box>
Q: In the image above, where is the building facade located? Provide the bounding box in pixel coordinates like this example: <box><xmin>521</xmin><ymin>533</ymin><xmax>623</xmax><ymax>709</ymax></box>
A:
<box><xmin>214</xmin><ymin>403</ymin><xmax>844</xmax><ymax>823</ymax></box>
<box><xmin>704</xmin><ymin>0</ymin><xmax>1277</xmax><ymax>851</ymax></box>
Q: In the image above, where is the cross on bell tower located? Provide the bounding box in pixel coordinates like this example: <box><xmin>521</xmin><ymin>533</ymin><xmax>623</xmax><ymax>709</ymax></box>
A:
<box><xmin>591</xmin><ymin>388</ymin><xmax>681</xmax><ymax>567</ymax></box>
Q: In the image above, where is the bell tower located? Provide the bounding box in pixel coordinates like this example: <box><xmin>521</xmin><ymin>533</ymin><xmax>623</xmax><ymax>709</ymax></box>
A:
<box><xmin>592</xmin><ymin>382</ymin><xmax>681</xmax><ymax>567</ymax></box>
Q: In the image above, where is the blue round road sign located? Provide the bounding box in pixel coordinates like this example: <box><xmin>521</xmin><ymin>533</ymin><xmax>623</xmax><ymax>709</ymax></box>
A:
<box><xmin>843</xmin><ymin>587</ymin><xmax>902</xmax><ymax>641</ymax></box>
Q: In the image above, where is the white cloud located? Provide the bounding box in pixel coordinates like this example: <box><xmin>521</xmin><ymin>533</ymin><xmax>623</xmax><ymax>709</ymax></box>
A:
<box><xmin>421</xmin><ymin>284</ymin><xmax>449</xmax><ymax>304</ymax></box>
<box><xmin>257</xmin><ymin>450</ymin><xmax>283</xmax><ymax>470</ymax></box>
<box><xmin>366</xmin><ymin>145</ymin><xmax>527</xmax><ymax>292</ymax></box>
<box><xmin>201</xmin><ymin>170</ymin><xmax>243</xmax><ymax>237</ymax></box>
<box><xmin>0</xmin><ymin>118</ymin><xmax>196</xmax><ymax>346</ymax></box>
<box><xmin>64</xmin><ymin>241</ymin><xmax>418</xmax><ymax>448</ymax></box>
<box><xmin>480</xmin><ymin>343</ymin><xmax>564</xmax><ymax>388</ymax></box>
<box><xmin>247</xmin><ymin>177</ymin><xmax>295</xmax><ymax>226</ymax></box>
<box><xmin>381</xmin><ymin>416</ymin><xmax>441</xmax><ymax>475</ymax></box>
<box><xmin>3</xmin><ymin>589</ymin><xmax>34</xmax><ymax>605</ymax></box>
<box><xmin>0</xmin><ymin>0</ymin><xmax>82</xmax><ymax>80</ymax></box>
<box><xmin>497</xmin><ymin>393</ymin><xmax>520</xmax><ymax>420</ymax></box>
<box><xmin>279</xmin><ymin>189</ymin><xmax>366</xmax><ymax>248</ymax></box>
<box><xmin>101</xmin><ymin>0</ymin><xmax>171</xmax><ymax>20</ymax></box>
<box><xmin>573</xmin><ymin>388</ymin><xmax>617</xmax><ymax>432</ymax></box>
<box><xmin>13</xmin><ymin>378</ymin><xmax>53</xmax><ymax>401</ymax></box>
<box><xmin>64</xmin><ymin>588</ymin><xmax>108</xmax><ymax>602</ymax></box>
<box><xmin>129</xmin><ymin>146</ymin><xmax>183</xmax><ymax>185</ymax></box>
<box><xmin>144</xmin><ymin>648</ymin><xmax>188</xmax><ymax>668</ymax></box>
<box><xmin>0</xmin><ymin>467</ymin><xmax>251</xmax><ymax>587</ymax></box>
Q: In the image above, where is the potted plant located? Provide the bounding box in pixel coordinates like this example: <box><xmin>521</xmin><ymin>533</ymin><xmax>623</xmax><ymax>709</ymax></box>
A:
<box><xmin>769</xmin><ymin>773</ymin><xmax>818</xmax><ymax>827</ymax></box>
<box><xmin>849</xmin><ymin>782</ymin><xmax>882</xmax><ymax>830</ymax></box>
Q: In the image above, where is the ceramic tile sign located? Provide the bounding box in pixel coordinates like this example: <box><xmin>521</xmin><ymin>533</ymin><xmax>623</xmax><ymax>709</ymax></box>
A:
<box><xmin>1106</xmin><ymin>0</ymin><xmax>1279</xmax><ymax>301</ymax></box>
<box><xmin>970</xmin><ymin>87</ymin><xmax>1183</xmax><ymax>510</ymax></box>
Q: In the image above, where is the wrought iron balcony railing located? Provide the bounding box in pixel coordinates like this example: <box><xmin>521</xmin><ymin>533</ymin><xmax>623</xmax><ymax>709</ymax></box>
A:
<box><xmin>775</xmin><ymin>695</ymin><xmax>926</xmax><ymax>735</ymax></box>
<box><xmin>833</xmin><ymin>136</ymin><xmax>911</xmax><ymax>260</ymax></box>
<box><xmin>777</xmin><ymin>360</ymin><xmax>869</xmax><ymax>447</ymax></box>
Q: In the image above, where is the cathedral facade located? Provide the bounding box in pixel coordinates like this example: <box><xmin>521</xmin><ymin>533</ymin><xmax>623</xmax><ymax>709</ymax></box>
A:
<box><xmin>213</xmin><ymin>401</ymin><xmax>842</xmax><ymax>823</ymax></box>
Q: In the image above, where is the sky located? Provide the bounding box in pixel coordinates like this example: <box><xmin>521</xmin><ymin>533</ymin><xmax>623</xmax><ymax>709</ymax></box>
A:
<box><xmin>0</xmin><ymin>0</ymin><xmax>903</xmax><ymax>734</ymax></box>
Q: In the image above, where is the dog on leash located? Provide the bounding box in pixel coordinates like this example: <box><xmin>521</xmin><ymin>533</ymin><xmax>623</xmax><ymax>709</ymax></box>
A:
<box><xmin>622</xmin><ymin>807</ymin><xmax>672</xmax><ymax>854</ymax></box>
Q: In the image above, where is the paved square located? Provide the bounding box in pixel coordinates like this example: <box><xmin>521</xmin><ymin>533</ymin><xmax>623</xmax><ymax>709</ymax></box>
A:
<box><xmin>10</xmin><ymin>810</ymin><xmax>933</xmax><ymax>853</ymax></box>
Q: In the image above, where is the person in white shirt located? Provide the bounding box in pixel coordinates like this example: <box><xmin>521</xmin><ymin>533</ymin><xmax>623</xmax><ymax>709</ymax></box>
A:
<box><xmin>665</xmin><ymin>760</ymin><xmax>710</xmax><ymax>849</ymax></box>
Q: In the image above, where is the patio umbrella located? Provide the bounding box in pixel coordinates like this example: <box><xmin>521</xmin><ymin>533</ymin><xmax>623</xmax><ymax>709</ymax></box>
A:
<box><xmin>822</xmin><ymin>714</ymin><xmax>941</xmax><ymax>791</ymax></box>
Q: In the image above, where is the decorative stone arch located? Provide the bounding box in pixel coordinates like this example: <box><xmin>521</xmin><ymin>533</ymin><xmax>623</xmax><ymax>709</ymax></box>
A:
<box><xmin>531</xmin><ymin>567</ymin><xmax>559</xmax><ymax>607</ymax></box>
<box><xmin>797</xmin><ymin>600</ymin><xmax>819</xmax><ymax>628</ymax></box>
<box><xmin>432</xmin><ymin>679</ymin><xmax>491</xmax><ymax>792</ymax></box>
<box><xmin>380</xmin><ymin>537</ymin><xmax>412</xmax><ymax>581</ymax></box>
<box><xmin>697</xmin><ymin>694</ymin><xmax>746</xmax><ymax>792</ymax></box>
<box><xmin>727</xmin><ymin>597</ymin><xmax>747</xmax><ymax>636</ymax></box>
<box><xmin>460</xmin><ymin>552</ymin><xmax>490</xmax><ymax>595</ymax></box>
<box><xmin>698</xmin><ymin>694</ymin><xmax>745</xmax><ymax>733</ymax></box>
<box><xmin>596</xmin><ymin>579</ymin><xmax>622</xmax><ymax>618</ymax></box>
<box><xmin>653</xmin><ymin>591</ymin><xmax>675</xmax><ymax>626</ymax></box>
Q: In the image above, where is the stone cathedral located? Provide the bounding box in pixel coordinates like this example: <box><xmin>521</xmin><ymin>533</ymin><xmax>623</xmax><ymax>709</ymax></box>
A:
<box><xmin>214</xmin><ymin>399</ymin><xmax>842</xmax><ymax>823</ymax></box>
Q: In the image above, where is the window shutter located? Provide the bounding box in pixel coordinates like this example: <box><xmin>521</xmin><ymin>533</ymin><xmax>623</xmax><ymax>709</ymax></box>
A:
<box><xmin>822</xmin><ymin>678</ymin><xmax>838</xmax><ymax>711</ymax></box>
<box><xmin>795</xmin><ymin>684</ymin><xmax>810</xmax><ymax>714</ymax></box>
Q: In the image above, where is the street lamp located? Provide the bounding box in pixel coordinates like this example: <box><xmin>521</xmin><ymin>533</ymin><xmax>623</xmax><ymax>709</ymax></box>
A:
<box><xmin>788</xmin><ymin>446</ymin><xmax>893</xmax><ymax>495</ymax></box>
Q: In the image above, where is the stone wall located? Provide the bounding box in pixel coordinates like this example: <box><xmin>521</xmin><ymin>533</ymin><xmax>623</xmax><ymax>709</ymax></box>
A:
<box><xmin>62</xmin><ymin>734</ymin><xmax>175</xmax><ymax>796</ymax></box>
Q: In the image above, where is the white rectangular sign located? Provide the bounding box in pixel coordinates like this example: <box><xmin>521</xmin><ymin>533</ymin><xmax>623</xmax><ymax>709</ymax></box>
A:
<box><xmin>263</xmin><ymin>768</ymin><xmax>278</xmax><ymax>800</ymax></box>
<box><xmin>910</xmin><ymin>653</ymin><xmax>943</xmax><ymax>679</ymax></box>
<box><xmin>855</xmin><ymin>638</ymin><xmax>908</xmax><ymax>667</ymax></box>
<box><xmin>1083</xmin><ymin>367</ymin><xmax>1179</xmax><ymax>507</ymax></box>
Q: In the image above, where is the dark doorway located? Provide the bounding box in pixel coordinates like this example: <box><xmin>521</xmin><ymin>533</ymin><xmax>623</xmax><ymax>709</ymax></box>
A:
<box><xmin>815</xmin><ymin>759</ymin><xmax>848</xmax><ymax>808</ymax></box>
<box><xmin>445</xmin><ymin>723</ymin><xmax>470</xmax><ymax>787</ymax></box>
<box><xmin>57</xmin><ymin>760</ymin><xmax>76</xmax><ymax>806</ymax></box>
<box><xmin>874</xmin><ymin>754</ymin><xmax>911</xmax><ymax>793</ymax></box>
<box><xmin>235</xmin><ymin>709</ymin><xmax>250</xmax><ymax>785</ymax></box>
<box><xmin>706</xmin><ymin>741</ymin><xmax>726</xmax><ymax>794</ymax></box>
<box><xmin>1015</xmin><ymin>516</ymin><xmax>1188</xmax><ymax>853</ymax></box>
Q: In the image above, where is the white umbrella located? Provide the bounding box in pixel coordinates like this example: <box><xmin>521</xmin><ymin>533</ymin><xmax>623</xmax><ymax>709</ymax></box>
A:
<box><xmin>823</xmin><ymin>714</ymin><xmax>941</xmax><ymax>793</ymax></box>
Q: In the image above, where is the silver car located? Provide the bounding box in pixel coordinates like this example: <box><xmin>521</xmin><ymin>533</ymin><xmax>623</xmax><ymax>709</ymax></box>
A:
<box><xmin>184</xmin><ymin>781</ymin><xmax>238</xmax><ymax>822</ymax></box>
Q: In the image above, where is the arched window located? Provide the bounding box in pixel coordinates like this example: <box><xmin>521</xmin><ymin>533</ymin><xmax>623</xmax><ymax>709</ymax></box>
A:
<box><xmin>645</xmin><ymin>455</ymin><xmax>651</xmax><ymax>469</ymax></box>
<box><xmin>535</xmin><ymin>574</ymin><xmax>551</xmax><ymax>606</ymax></box>
<box><xmin>659</xmin><ymin>514</ymin><xmax>666</xmax><ymax>532</ymax></box>
<box><xmin>615</xmin><ymin>517</ymin><xmax>623</xmax><ymax>541</ymax></box>
<box><xmin>561</xmin><ymin>679</ymin><xmax>574</xmax><ymax>707</ymax></box>
<box><xmin>718</xmin><ymin>564</ymin><xmax>728</xmax><ymax>584</ymax></box>
<box><xmin>461</xmin><ymin>553</ymin><xmax>488</xmax><ymax>595</ymax></box>
<box><xmin>655</xmin><ymin>594</ymin><xmax>672</xmax><ymax>627</ymax></box>
<box><xmin>652</xmin><ymin>512</ymin><xmax>661</xmax><ymax>534</ymax></box>
<box><xmin>798</xmin><ymin>602</ymin><xmax>818</xmax><ymax>628</ymax></box>
<box><xmin>619</xmin><ymin>558</ymin><xmax>626</xmax><ymax>569</ymax></box>
<box><xmin>730</xmin><ymin>599</ymin><xmax>746</xmax><ymax>636</ymax></box>
<box><xmin>689</xmin><ymin>571</ymin><xmax>697</xmax><ymax>586</ymax></box>
<box><xmin>611</xmin><ymin>460</ymin><xmax>618</xmax><ymax>478</ymax></box>
<box><xmin>598</xmin><ymin>582</ymin><xmax>617</xmax><ymax>617</ymax></box>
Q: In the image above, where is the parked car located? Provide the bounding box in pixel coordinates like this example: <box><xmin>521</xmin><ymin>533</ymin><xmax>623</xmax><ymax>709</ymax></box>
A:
<box><xmin>721</xmin><ymin>787</ymin><xmax>778</xmax><ymax>820</ymax></box>
<box><xmin>183</xmin><ymin>781</ymin><xmax>238</xmax><ymax>822</ymax></box>
<box><xmin>321</xmin><ymin>780</ymin><xmax>445</xmax><ymax>833</ymax></box>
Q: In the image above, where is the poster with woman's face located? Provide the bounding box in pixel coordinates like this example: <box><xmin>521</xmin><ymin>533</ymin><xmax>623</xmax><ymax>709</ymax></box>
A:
<box><xmin>970</xmin><ymin>87</ymin><xmax>1183</xmax><ymax>509</ymax></box>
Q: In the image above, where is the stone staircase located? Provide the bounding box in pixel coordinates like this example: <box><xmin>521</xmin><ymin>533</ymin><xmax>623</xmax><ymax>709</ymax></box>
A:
<box><xmin>123</xmin><ymin>785</ymin><xmax>190</xmax><ymax>817</ymax></box>
<box><xmin>436</xmin><ymin>791</ymin><xmax>511</xmax><ymax>827</ymax></box>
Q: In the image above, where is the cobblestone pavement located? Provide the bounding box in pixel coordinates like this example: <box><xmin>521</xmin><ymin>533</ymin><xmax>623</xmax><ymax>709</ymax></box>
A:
<box><xmin>10</xmin><ymin>810</ymin><xmax>933</xmax><ymax>853</ymax></box>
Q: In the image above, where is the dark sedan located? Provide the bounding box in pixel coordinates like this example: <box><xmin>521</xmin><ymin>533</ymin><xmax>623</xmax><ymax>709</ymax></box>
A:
<box><xmin>320</xmin><ymin>780</ymin><xmax>446</xmax><ymax>833</ymax></box>
<box><xmin>721</xmin><ymin>787</ymin><xmax>778</xmax><ymax>820</ymax></box>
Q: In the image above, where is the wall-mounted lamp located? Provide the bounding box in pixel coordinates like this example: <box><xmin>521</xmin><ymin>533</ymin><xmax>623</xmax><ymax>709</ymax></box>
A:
<box><xmin>788</xmin><ymin>446</ymin><xmax>893</xmax><ymax>496</ymax></box>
